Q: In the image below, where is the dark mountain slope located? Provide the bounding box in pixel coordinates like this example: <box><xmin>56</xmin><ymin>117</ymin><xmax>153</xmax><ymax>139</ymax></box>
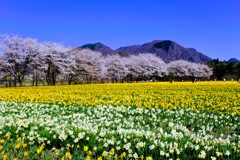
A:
<box><xmin>73</xmin><ymin>40</ymin><xmax>212</xmax><ymax>63</ymax></box>
<box><xmin>115</xmin><ymin>40</ymin><xmax>212</xmax><ymax>63</ymax></box>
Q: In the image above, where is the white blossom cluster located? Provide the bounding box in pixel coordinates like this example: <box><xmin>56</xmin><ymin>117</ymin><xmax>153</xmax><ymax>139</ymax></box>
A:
<box><xmin>0</xmin><ymin>34</ymin><xmax>212</xmax><ymax>86</ymax></box>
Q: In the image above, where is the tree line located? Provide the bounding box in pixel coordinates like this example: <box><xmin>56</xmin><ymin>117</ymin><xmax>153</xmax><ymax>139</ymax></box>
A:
<box><xmin>0</xmin><ymin>34</ymin><xmax>213</xmax><ymax>87</ymax></box>
<box><xmin>207</xmin><ymin>59</ymin><xmax>240</xmax><ymax>81</ymax></box>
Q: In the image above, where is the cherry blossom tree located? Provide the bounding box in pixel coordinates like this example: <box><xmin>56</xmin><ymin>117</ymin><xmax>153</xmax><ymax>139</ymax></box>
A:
<box><xmin>58</xmin><ymin>52</ymin><xmax>77</xmax><ymax>85</ymax></box>
<box><xmin>194</xmin><ymin>63</ymin><xmax>213</xmax><ymax>79</ymax></box>
<box><xmin>167</xmin><ymin>60</ymin><xmax>212</xmax><ymax>81</ymax></box>
<box><xmin>72</xmin><ymin>49</ymin><xmax>105</xmax><ymax>84</ymax></box>
<box><xmin>40</xmin><ymin>42</ymin><xmax>71</xmax><ymax>85</ymax></box>
<box><xmin>104</xmin><ymin>54</ymin><xmax>129</xmax><ymax>83</ymax></box>
<box><xmin>0</xmin><ymin>34</ymin><xmax>39</xmax><ymax>86</ymax></box>
<box><xmin>167</xmin><ymin>60</ymin><xmax>189</xmax><ymax>78</ymax></box>
<box><xmin>126</xmin><ymin>53</ymin><xmax>167</xmax><ymax>82</ymax></box>
<box><xmin>0</xmin><ymin>34</ymin><xmax>213</xmax><ymax>86</ymax></box>
<box><xmin>28</xmin><ymin>49</ymin><xmax>46</xmax><ymax>86</ymax></box>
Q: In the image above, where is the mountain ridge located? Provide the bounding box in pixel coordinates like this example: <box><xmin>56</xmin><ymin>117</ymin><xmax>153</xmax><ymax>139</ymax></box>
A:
<box><xmin>76</xmin><ymin>40</ymin><xmax>213</xmax><ymax>63</ymax></box>
<box><xmin>228</xmin><ymin>58</ymin><xmax>240</xmax><ymax>63</ymax></box>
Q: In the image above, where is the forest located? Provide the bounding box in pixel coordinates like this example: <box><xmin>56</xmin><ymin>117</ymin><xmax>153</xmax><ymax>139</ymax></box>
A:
<box><xmin>207</xmin><ymin>59</ymin><xmax>240</xmax><ymax>81</ymax></box>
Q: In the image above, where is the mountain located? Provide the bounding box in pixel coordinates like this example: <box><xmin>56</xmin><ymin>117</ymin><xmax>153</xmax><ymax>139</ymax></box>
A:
<box><xmin>228</xmin><ymin>58</ymin><xmax>240</xmax><ymax>63</ymax></box>
<box><xmin>114</xmin><ymin>40</ymin><xmax>212</xmax><ymax>63</ymax></box>
<box><xmin>75</xmin><ymin>40</ymin><xmax>212</xmax><ymax>63</ymax></box>
<box><xmin>78</xmin><ymin>42</ymin><xmax>113</xmax><ymax>55</ymax></box>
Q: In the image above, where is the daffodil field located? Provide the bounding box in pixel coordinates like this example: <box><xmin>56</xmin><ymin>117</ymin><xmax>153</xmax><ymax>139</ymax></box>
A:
<box><xmin>0</xmin><ymin>82</ymin><xmax>239</xmax><ymax>160</ymax></box>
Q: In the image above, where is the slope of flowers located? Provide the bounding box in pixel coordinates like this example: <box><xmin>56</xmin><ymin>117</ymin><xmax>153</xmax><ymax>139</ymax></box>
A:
<box><xmin>0</xmin><ymin>82</ymin><xmax>239</xmax><ymax>159</ymax></box>
<box><xmin>0</xmin><ymin>102</ymin><xmax>239</xmax><ymax>159</ymax></box>
<box><xmin>0</xmin><ymin>82</ymin><xmax>239</xmax><ymax>114</ymax></box>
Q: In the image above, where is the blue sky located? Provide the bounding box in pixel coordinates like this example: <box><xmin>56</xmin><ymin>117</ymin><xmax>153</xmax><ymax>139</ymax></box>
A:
<box><xmin>0</xmin><ymin>0</ymin><xmax>240</xmax><ymax>61</ymax></box>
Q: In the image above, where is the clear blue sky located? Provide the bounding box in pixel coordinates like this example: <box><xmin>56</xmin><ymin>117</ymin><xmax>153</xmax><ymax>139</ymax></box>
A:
<box><xmin>0</xmin><ymin>0</ymin><xmax>240</xmax><ymax>61</ymax></box>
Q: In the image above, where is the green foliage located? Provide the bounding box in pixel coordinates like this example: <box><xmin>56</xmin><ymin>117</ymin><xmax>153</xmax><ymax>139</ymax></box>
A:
<box><xmin>207</xmin><ymin>59</ymin><xmax>240</xmax><ymax>80</ymax></box>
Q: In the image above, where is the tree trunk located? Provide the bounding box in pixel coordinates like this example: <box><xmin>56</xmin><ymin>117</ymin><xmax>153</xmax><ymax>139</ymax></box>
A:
<box><xmin>32</xmin><ymin>75</ymin><xmax>35</xmax><ymax>86</ymax></box>
<box><xmin>18</xmin><ymin>77</ymin><xmax>23</xmax><ymax>87</ymax></box>
<box><xmin>68</xmin><ymin>75</ymin><xmax>73</xmax><ymax>85</ymax></box>
<box><xmin>19</xmin><ymin>81</ymin><xmax>23</xmax><ymax>87</ymax></box>
<box><xmin>52</xmin><ymin>73</ymin><xmax>56</xmax><ymax>85</ymax></box>
<box><xmin>13</xmin><ymin>78</ymin><xmax>17</xmax><ymax>87</ymax></box>
<box><xmin>35</xmin><ymin>75</ymin><xmax>38</xmax><ymax>86</ymax></box>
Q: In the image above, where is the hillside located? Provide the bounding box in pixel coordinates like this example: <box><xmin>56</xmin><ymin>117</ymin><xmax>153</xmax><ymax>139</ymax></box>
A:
<box><xmin>77</xmin><ymin>40</ymin><xmax>212</xmax><ymax>63</ymax></box>
<box><xmin>228</xmin><ymin>58</ymin><xmax>240</xmax><ymax>63</ymax></box>
<box><xmin>78</xmin><ymin>42</ymin><xmax>113</xmax><ymax>55</ymax></box>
